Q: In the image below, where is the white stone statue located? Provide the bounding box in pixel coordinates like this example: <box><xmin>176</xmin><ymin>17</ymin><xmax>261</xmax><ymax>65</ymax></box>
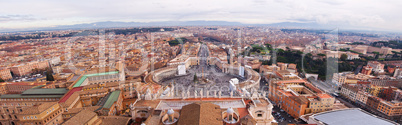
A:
<box><xmin>206</xmin><ymin>90</ymin><xmax>209</xmax><ymax>98</ymax></box>
<box><xmin>200</xmin><ymin>89</ymin><xmax>203</xmax><ymax>98</ymax></box>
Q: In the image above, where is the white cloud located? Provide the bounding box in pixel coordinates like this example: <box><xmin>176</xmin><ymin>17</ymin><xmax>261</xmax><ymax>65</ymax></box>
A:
<box><xmin>0</xmin><ymin>0</ymin><xmax>401</xmax><ymax>31</ymax></box>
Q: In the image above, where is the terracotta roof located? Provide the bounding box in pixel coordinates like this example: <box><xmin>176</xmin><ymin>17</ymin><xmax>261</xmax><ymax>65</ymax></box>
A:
<box><xmin>63</xmin><ymin>110</ymin><xmax>98</xmax><ymax>125</ymax></box>
<box><xmin>82</xmin><ymin>84</ymin><xmax>100</xmax><ymax>89</ymax></box>
<box><xmin>134</xmin><ymin>100</ymin><xmax>161</xmax><ymax>108</ymax></box>
<box><xmin>276</xmin><ymin>79</ymin><xmax>307</xmax><ymax>84</ymax></box>
<box><xmin>177</xmin><ymin>102</ymin><xmax>222</xmax><ymax>125</ymax></box>
<box><xmin>240</xmin><ymin>115</ymin><xmax>257</xmax><ymax>125</ymax></box>
<box><xmin>100</xmin><ymin>116</ymin><xmax>131</xmax><ymax>125</ymax></box>
<box><xmin>19</xmin><ymin>102</ymin><xmax>57</xmax><ymax>115</ymax></box>
<box><xmin>317</xmin><ymin>93</ymin><xmax>333</xmax><ymax>99</ymax></box>
<box><xmin>253</xmin><ymin>99</ymin><xmax>271</xmax><ymax>107</ymax></box>
<box><xmin>290</xmin><ymin>96</ymin><xmax>309</xmax><ymax>104</ymax></box>
<box><xmin>78</xmin><ymin>88</ymin><xmax>108</xmax><ymax>95</ymax></box>
<box><xmin>105</xmin><ymin>82</ymin><xmax>119</xmax><ymax>88</ymax></box>
<box><xmin>59</xmin><ymin>87</ymin><xmax>82</xmax><ymax>103</ymax></box>
<box><xmin>59</xmin><ymin>92</ymin><xmax>80</xmax><ymax>108</ymax></box>
<box><xmin>62</xmin><ymin>106</ymin><xmax>101</xmax><ymax>115</ymax></box>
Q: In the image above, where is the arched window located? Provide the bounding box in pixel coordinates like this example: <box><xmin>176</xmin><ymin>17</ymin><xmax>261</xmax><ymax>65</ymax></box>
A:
<box><xmin>255</xmin><ymin>110</ymin><xmax>264</xmax><ymax>117</ymax></box>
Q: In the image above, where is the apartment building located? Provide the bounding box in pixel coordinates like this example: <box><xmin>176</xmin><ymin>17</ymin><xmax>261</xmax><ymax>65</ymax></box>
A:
<box><xmin>0</xmin><ymin>88</ymin><xmax>67</xmax><ymax>125</ymax></box>
<box><xmin>16</xmin><ymin>102</ymin><xmax>64</xmax><ymax>125</ymax></box>
<box><xmin>361</xmin><ymin>65</ymin><xmax>373</xmax><ymax>75</ymax></box>
<box><xmin>269</xmin><ymin>78</ymin><xmax>335</xmax><ymax>118</ymax></box>
<box><xmin>341</xmin><ymin>83</ymin><xmax>402</xmax><ymax>122</ymax></box>
<box><xmin>10</xmin><ymin>61</ymin><xmax>50</xmax><ymax>77</ymax></box>
<box><xmin>0</xmin><ymin>68</ymin><xmax>12</xmax><ymax>80</ymax></box>
<box><xmin>368</xmin><ymin>61</ymin><xmax>385</xmax><ymax>73</ymax></box>
<box><xmin>10</xmin><ymin>64</ymin><xmax>32</xmax><ymax>77</ymax></box>
<box><xmin>0</xmin><ymin>82</ymin><xmax>46</xmax><ymax>95</ymax></box>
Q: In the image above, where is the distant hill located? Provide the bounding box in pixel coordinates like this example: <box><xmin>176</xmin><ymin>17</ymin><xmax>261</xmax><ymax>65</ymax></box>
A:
<box><xmin>0</xmin><ymin>20</ymin><xmax>397</xmax><ymax>33</ymax></box>
<box><xmin>1</xmin><ymin>21</ymin><xmax>244</xmax><ymax>32</ymax></box>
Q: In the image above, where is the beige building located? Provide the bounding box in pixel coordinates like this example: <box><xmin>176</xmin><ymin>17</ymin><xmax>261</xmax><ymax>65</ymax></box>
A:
<box><xmin>10</xmin><ymin>61</ymin><xmax>50</xmax><ymax>77</ymax></box>
<box><xmin>0</xmin><ymin>68</ymin><xmax>12</xmax><ymax>80</ymax></box>
<box><xmin>63</xmin><ymin>110</ymin><xmax>102</xmax><ymax>125</ymax></box>
<box><xmin>16</xmin><ymin>102</ymin><xmax>64</xmax><ymax>125</ymax></box>
<box><xmin>368</xmin><ymin>61</ymin><xmax>385</xmax><ymax>73</ymax></box>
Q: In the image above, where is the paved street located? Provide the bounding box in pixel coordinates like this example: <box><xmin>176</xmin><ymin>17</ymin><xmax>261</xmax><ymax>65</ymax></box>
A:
<box><xmin>259</xmin><ymin>76</ymin><xmax>306</xmax><ymax>125</ymax></box>
<box><xmin>335</xmin><ymin>96</ymin><xmax>357</xmax><ymax>108</ymax></box>
<box><xmin>271</xmin><ymin>105</ymin><xmax>307</xmax><ymax>125</ymax></box>
<box><xmin>308</xmin><ymin>78</ymin><xmax>336</xmax><ymax>93</ymax></box>
<box><xmin>160</xmin><ymin>44</ymin><xmax>245</xmax><ymax>96</ymax></box>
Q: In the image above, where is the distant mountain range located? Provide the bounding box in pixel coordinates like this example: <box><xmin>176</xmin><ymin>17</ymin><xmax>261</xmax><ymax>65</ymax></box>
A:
<box><xmin>0</xmin><ymin>20</ymin><xmax>386</xmax><ymax>33</ymax></box>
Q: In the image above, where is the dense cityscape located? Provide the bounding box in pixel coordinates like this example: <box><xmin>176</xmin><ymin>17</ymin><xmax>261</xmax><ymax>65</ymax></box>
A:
<box><xmin>1</xmin><ymin>0</ymin><xmax>402</xmax><ymax>125</ymax></box>
<box><xmin>0</xmin><ymin>26</ymin><xmax>400</xmax><ymax>125</ymax></box>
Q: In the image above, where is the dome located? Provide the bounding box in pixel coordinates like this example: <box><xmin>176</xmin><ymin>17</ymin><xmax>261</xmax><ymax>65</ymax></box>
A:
<box><xmin>227</xmin><ymin>107</ymin><xmax>234</xmax><ymax>114</ymax></box>
<box><xmin>167</xmin><ymin>109</ymin><xmax>175</xmax><ymax>115</ymax></box>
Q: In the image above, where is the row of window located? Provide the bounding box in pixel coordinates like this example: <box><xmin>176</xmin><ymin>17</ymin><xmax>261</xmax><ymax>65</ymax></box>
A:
<box><xmin>1</xmin><ymin>98</ymin><xmax>58</xmax><ymax>102</ymax></box>
<box><xmin>23</xmin><ymin>116</ymin><xmax>38</xmax><ymax>120</ymax></box>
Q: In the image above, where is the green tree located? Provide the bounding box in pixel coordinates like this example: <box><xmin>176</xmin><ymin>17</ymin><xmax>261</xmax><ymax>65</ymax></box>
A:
<box><xmin>317</xmin><ymin>53</ymin><xmax>326</xmax><ymax>57</ymax></box>
<box><xmin>340</xmin><ymin>54</ymin><xmax>348</xmax><ymax>61</ymax></box>
<box><xmin>193</xmin><ymin>74</ymin><xmax>198</xmax><ymax>82</ymax></box>
<box><xmin>45</xmin><ymin>69</ymin><xmax>54</xmax><ymax>81</ymax></box>
<box><xmin>0</xmin><ymin>78</ymin><xmax>4</xmax><ymax>82</ymax></box>
<box><xmin>391</xmin><ymin>51</ymin><xmax>399</xmax><ymax>58</ymax></box>
<box><xmin>373</xmin><ymin>51</ymin><xmax>380</xmax><ymax>59</ymax></box>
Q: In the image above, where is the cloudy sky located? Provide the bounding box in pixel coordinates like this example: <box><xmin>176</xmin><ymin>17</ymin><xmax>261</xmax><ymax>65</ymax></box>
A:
<box><xmin>0</xmin><ymin>0</ymin><xmax>401</xmax><ymax>32</ymax></box>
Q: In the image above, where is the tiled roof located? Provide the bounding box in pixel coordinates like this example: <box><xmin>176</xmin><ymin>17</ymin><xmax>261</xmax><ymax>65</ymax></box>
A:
<box><xmin>59</xmin><ymin>87</ymin><xmax>82</xmax><ymax>103</ymax></box>
<box><xmin>63</xmin><ymin>106</ymin><xmax>101</xmax><ymax>115</ymax></box>
<box><xmin>134</xmin><ymin>100</ymin><xmax>161</xmax><ymax>108</ymax></box>
<box><xmin>63</xmin><ymin>110</ymin><xmax>97</xmax><ymax>125</ymax></box>
<box><xmin>19</xmin><ymin>102</ymin><xmax>57</xmax><ymax>115</ymax></box>
<box><xmin>99</xmin><ymin>116</ymin><xmax>131</xmax><ymax>125</ymax></box>
<box><xmin>79</xmin><ymin>88</ymin><xmax>108</xmax><ymax>95</ymax></box>
<box><xmin>105</xmin><ymin>82</ymin><xmax>119</xmax><ymax>88</ymax></box>
<box><xmin>59</xmin><ymin>92</ymin><xmax>80</xmax><ymax>108</ymax></box>
<box><xmin>317</xmin><ymin>93</ymin><xmax>333</xmax><ymax>99</ymax></box>
<box><xmin>178</xmin><ymin>102</ymin><xmax>222</xmax><ymax>125</ymax></box>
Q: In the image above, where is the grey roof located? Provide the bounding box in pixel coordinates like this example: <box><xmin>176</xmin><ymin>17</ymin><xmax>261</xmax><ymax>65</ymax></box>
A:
<box><xmin>69</xmin><ymin>75</ymin><xmax>80</xmax><ymax>82</ymax></box>
<box><xmin>313</xmin><ymin>108</ymin><xmax>397</xmax><ymax>125</ymax></box>
<box><xmin>0</xmin><ymin>94</ymin><xmax>64</xmax><ymax>98</ymax></box>
<box><xmin>22</xmin><ymin>88</ymin><xmax>68</xmax><ymax>95</ymax></box>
